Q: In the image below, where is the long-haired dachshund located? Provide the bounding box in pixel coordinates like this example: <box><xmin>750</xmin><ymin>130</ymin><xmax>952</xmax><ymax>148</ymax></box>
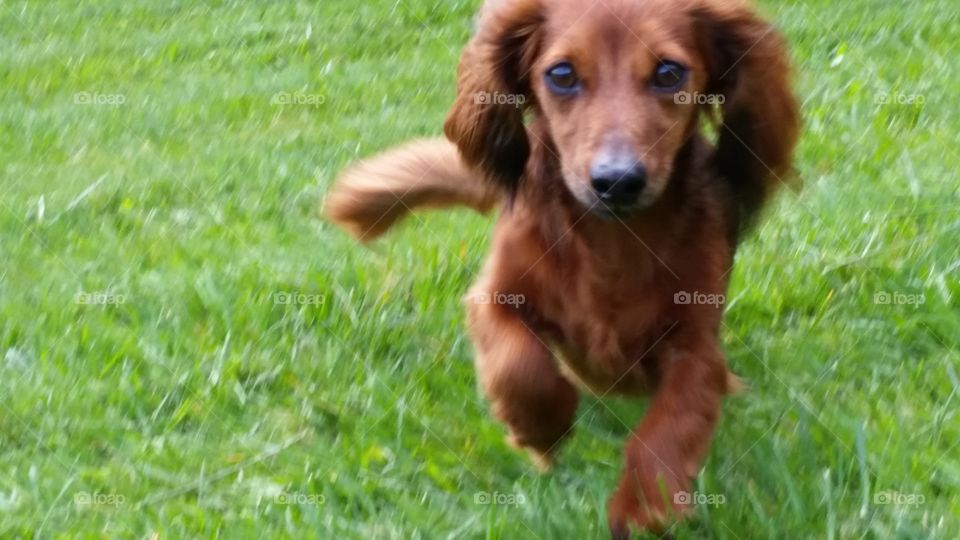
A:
<box><xmin>326</xmin><ymin>0</ymin><xmax>799</xmax><ymax>535</ymax></box>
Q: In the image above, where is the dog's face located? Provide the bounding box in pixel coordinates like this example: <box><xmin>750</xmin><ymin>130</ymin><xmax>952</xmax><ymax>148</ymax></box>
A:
<box><xmin>445</xmin><ymin>0</ymin><xmax>798</xmax><ymax>220</ymax></box>
<box><xmin>531</xmin><ymin>2</ymin><xmax>707</xmax><ymax>215</ymax></box>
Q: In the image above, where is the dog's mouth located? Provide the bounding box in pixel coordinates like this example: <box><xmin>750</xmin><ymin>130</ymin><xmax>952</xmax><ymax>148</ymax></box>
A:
<box><xmin>568</xmin><ymin>189</ymin><xmax>646</xmax><ymax>219</ymax></box>
<box><xmin>592</xmin><ymin>201</ymin><xmax>641</xmax><ymax>219</ymax></box>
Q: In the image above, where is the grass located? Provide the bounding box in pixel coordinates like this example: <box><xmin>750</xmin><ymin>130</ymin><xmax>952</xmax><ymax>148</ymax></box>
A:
<box><xmin>0</xmin><ymin>0</ymin><xmax>957</xmax><ymax>538</ymax></box>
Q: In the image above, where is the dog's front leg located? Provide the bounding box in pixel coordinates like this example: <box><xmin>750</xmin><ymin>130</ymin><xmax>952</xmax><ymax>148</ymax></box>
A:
<box><xmin>607</xmin><ymin>336</ymin><xmax>729</xmax><ymax>537</ymax></box>
<box><xmin>467</xmin><ymin>296</ymin><xmax>579</xmax><ymax>470</ymax></box>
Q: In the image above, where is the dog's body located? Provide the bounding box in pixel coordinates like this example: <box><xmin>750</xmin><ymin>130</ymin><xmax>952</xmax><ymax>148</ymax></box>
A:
<box><xmin>471</xmin><ymin>132</ymin><xmax>732</xmax><ymax>392</ymax></box>
<box><xmin>326</xmin><ymin>0</ymin><xmax>799</xmax><ymax>536</ymax></box>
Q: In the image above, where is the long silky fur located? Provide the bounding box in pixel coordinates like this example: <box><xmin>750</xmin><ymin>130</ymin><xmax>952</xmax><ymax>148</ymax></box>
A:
<box><xmin>324</xmin><ymin>138</ymin><xmax>502</xmax><ymax>241</ymax></box>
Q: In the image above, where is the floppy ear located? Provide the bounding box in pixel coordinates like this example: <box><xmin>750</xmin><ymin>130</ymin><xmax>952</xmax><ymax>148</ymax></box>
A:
<box><xmin>695</xmin><ymin>1</ymin><xmax>800</xmax><ymax>224</ymax></box>
<box><xmin>443</xmin><ymin>0</ymin><xmax>543</xmax><ymax>193</ymax></box>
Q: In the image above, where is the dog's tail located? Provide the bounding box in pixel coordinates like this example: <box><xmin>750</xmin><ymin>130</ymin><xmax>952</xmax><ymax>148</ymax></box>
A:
<box><xmin>324</xmin><ymin>138</ymin><xmax>501</xmax><ymax>241</ymax></box>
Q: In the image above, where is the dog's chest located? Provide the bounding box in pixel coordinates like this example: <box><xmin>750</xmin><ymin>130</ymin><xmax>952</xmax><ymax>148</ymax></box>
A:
<box><xmin>485</xmin><ymin>212</ymin><xmax>711</xmax><ymax>395</ymax></box>
<box><xmin>530</xmin><ymin>260</ymin><xmax>673</xmax><ymax>395</ymax></box>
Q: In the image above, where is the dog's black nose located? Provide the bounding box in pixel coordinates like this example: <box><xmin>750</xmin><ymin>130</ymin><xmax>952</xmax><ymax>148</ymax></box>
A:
<box><xmin>590</xmin><ymin>161</ymin><xmax>646</xmax><ymax>205</ymax></box>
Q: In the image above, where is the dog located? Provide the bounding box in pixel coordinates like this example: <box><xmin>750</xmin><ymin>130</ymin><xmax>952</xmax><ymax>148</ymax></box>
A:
<box><xmin>325</xmin><ymin>0</ymin><xmax>799</xmax><ymax>536</ymax></box>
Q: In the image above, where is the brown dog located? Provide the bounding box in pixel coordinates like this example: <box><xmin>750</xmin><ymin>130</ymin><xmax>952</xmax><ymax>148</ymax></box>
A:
<box><xmin>326</xmin><ymin>0</ymin><xmax>799</xmax><ymax>536</ymax></box>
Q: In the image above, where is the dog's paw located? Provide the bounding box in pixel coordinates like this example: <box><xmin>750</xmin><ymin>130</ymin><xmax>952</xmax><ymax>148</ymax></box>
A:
<box><xmin>607</xmin><ymin>483</ymin><xmax>669</xmax><ymax>537</ymax></box>
<box><xmin>506</xmin><ymin>434</ymin><xmax>554</xmax><ymax>473</ymax></box>
<box><xmin>606</xmin><ymin>449</ymin><xmax>692</xmax><ymax>537</ymax></box>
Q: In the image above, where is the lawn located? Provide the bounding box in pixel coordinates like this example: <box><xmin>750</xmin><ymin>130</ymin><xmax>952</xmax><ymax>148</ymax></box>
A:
<box><xmin>1</xmin><ymin>0</ymin><xmax>957</xmax><ymax>538</ymax></box>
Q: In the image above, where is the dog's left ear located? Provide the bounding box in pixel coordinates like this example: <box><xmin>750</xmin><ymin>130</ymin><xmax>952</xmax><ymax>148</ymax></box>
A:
<box><xmin>695</xmin><ymin>1</ymin><xmax>800</xmax><ymax>223</ymax></box>
<box><xmin>444</xmin><ymin>0</ymin><xmax>544</xmax><ymax>194</ymax></box>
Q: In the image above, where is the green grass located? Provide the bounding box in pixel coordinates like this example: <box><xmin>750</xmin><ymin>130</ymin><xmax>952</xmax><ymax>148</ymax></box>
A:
<box><xmin>1</xmin><ymin>0</ymin><xmax>958</xmax><ymax>538</ymax></box>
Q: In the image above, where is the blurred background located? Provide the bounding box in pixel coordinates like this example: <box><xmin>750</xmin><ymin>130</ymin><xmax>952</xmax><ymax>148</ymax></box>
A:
<box><xmin>1</xmin><ymin>0</ymin><xmax>957</xmax><ymax>537</ymax></box>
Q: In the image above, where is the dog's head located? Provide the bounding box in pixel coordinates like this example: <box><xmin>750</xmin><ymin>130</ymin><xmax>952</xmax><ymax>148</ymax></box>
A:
<box><xmin>445</xmin><ymin>0</ymin><xmax>799</xmax><ymax>219</ymax></box>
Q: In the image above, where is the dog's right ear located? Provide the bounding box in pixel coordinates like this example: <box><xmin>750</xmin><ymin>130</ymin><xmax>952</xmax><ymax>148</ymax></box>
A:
<box><xmin>444</xmin><ymin>0</ymin><xmax>544</xmax><ymax>193</ymax></box>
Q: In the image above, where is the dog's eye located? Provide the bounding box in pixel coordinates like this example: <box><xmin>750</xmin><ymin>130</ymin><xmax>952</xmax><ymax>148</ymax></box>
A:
<box><xmin>545</xmin><ymin>62</ymin><xmax>580</xmax><ymax>95</ymax></box>
<box><xmin>651</xmin><ymin>61</ymin><xmax>687</xmax><ymax>91</ymax></box>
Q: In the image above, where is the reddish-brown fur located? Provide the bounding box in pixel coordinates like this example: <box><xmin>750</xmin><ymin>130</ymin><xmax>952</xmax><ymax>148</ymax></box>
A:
<box><xmin>326</xmin><ymin>0</ymin><xmax>799</xmax><ymax>536</ymax></box>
